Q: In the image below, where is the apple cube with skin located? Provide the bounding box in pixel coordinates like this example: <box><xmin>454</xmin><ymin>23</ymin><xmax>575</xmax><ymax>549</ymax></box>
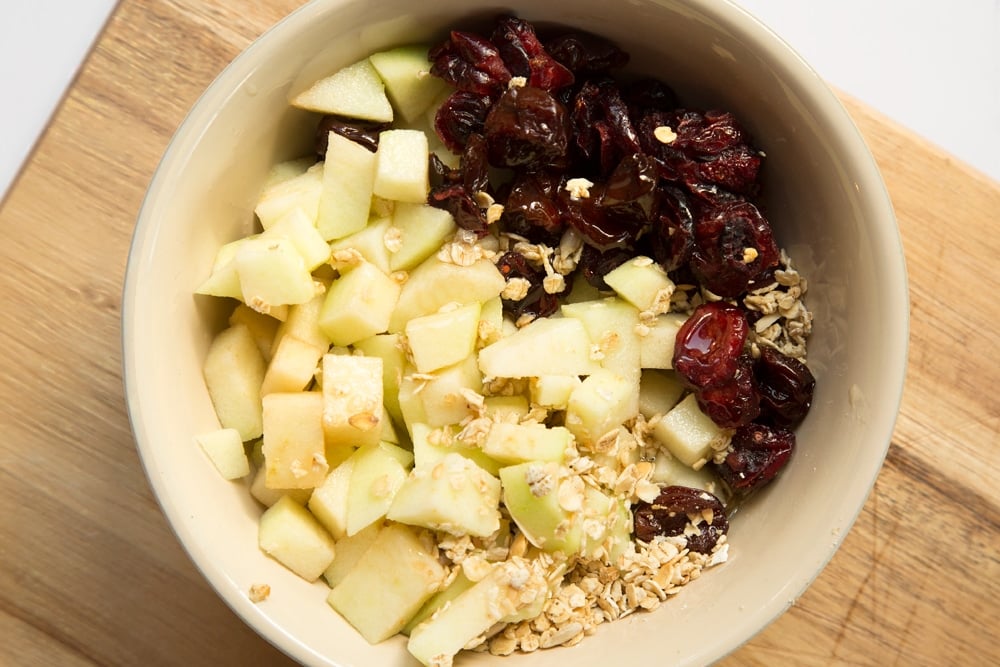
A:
<box><xmin>258</xmin><ymin>495</ymin><xmax>336</xmax><ymax>582</ymax></box>
<box><xmin>603</xmin><ymin>255</ymin><xmax>675</xmax><ymax>313</ymax></box>
<box><xmin>291</xmin><ymin>58</ymin><xmax>393</xmax><ymax>122</ymax></box>
<box><xmin>415</xmin><ymin>355</ymin><xmax>483</xmax><ymax>427</ymax></box>
<box><xmin>317</xmin><ymin>131</ymin><xmax>377</xmax><ymax>241</ymax></box>
<box><xmin>328</xmin><ymin>523</ymin><xmax>446</xmax><ymax>644</ymax></box>
<box><xmin>203</xmin><ymin>324</ymin><xmax>266</xmax><ymax>441</ymax></box>
<box><xmin>307</xmin><ymin>456</ymin><xmax>354</xmax><ymax>539</ymax></box>
<box><xmin>402</xmin><ymin>570</ymin><xmax>475</xmax><ymax>635</ymax></box>
<box><xmin>639</xmin><ymin>313</ymin><xmax>687</xmax><ymax>369</ymax></box>
<box><xmin>353</xmin><ymin>333</ymin><xmax>406</xmax><ymax>425</ymax></box>
<box><xmin>255</xmin><ymin>162</ymin><xmax>323</xmax><ymax>229</ymax></box>
<box><xmin>369</xmin><ymin>45</ymin><xmax>447</xmax><ymax>123</ymax></box>
<box><xmin>262</xmin><ymin>391</ymin><xmax>328</xmax><ymax>489</ymax></box>
<box><xmin>272</xmin><ymin>288</ymin><xmax>330</xmax><ymax>353</ymax></box>
<box><xmin>194</xmin><ymin>428</ymin><xmax>250</xmax><ymax>480</ymax></box>
<box><xmin>387</xmin><ymin>453</ymin><xmax>501</xmax><ymax>537</ymax></box>
<box><xmin>654</xmin><ymin>392</ymin><xmax>731</xmax><ymax>468</ymax></box>
<box><xmin>345</xmin><ymin>441</ymin><xmax>413</xmax><ymax>536</ymax></box>
<box><xmin>389</xmin><ymin>257</ymin><xmax>505</xmax><ymax>332</ymax></box>
<box><xmin>529</xmin><ymin>375</ymin><xmax>581</xmax><ymax>410</ymax></box>
<box><xmin>405</xmin><ymin>302</ymin><xmax>481</xmax><ymax>373</ymax></box>
<box><xmin>410</xmin><ymin>422</ymin><xmax>501</xmax><ymax>476</ymax></box>
<box><xmin>228</xmin><ymin>302</ymin><xmax>280</xmax><ymax>362</ymax></box>
<box><xmin>651</xmin><ymin>449</ymin><xmax>725</xmax><ymax>497</ymax></box>
<box><xmin>478</xmin><ymin>317</ymin><xmax>602</xmax><ymax>379</ymax></box>
<box><xmin>328</xmin><ymin>216</ymin><xmax>392</xmax><ymax>273</ymax></box>
<box><xmin>250</xmin><ymin>466</ymin><xmax>312</xmax><ymax>507</ymax></box>
<box><xmin>260</xmin><ymin>335</ymin><xmax>325</xmax><ymax>396</ymax></box>
<box><xmin>406</xmin><ymin>558</ymin><xmax>547</xmax><ymax>666</ymax></box>
<box><xmin>236</xmin><ymin>237</ymin><xmax>319</xmax><ymax>313</ymax></box>
<box><xmin>500</xmin><ymin>462</ymin><xmax>583</xmax><ymax>554</ymax></box>
<box><xmin>318</xmin><ymin>260</ymin><xmax>401</xmax><ymax>346</ymax></box>
<box><xmin>373</xmin><ymin>129</ymin><xmax>429</xmax><ymax>203</ymax></box>
<box><xmin>321</xmin><ymin>354</ymin><xmax>383</xmax><ymax>456</ymax></box>
<box><xmin>482</xmin><ymin>422</ymin><xmax>571</xmax><ymax>464</ymax></box>
<box><xmin>561</xmin><ymin>297</ymin><xmax>641</xmax><ymax>381</ymax></box>
<box><xmin>259</xmin><ymin>207</ymin><xmax>330</xmax><ymax>272</ymax></box>
<box><xmin>196</xmin><ymin>237</ymin><xmax>251</xmax><ymax>300</ymax></box>
<box><xmin>387</xmin><ymin>203</ymin><xmax>456</xmax><ymax>271</ymax></box>
<box><xmin>564</xmin><ymin>368</ymin><xmax>640</xmax><ymax>446</ymax></box>
<box><xmin>323</xmin><ymin>520</ymin><xmax>382</xmax><ymax>588</ymax></box>
<box><xmin>638</xmin><ymin>369</ymin><xmax>686</xmax><ymax>419</ymax></box>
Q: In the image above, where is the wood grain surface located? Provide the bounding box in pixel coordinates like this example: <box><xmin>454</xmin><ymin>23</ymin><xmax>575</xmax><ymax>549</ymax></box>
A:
<box><xmin>1</xmin><ymin>1</ymin><xmax>997</xmax><ymax>665</ymax></box>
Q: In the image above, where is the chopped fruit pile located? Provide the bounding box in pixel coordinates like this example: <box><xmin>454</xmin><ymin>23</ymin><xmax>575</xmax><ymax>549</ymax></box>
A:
<box><xmin>193</xmin><ymin>15</ymin><xmax>815</xmax><ymax>667</ymax></box>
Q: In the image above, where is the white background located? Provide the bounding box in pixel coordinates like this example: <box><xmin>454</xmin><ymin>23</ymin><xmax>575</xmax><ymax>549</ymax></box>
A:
<box><xmin>1</xmin><ymin>0</ymin><xmax>998</xmax><ymax>203</ymax></box>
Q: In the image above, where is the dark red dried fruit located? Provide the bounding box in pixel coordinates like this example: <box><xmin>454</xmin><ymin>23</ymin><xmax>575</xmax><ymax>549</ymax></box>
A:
<box><xmin>673</xmin><ymin>301</ymin><xmax>749</xmax><ymax>391</ymax></box>
<box><xmin>315</xmin><ymin>115</ymin><xmax>389</xmax><ymax>155</ymax></box>
<box><xmin>633</xmin><ymin>486</ymin><xmax>728</xmax><ymax>554</ymax></box>
<box><xmin>492</xmin><ymin>16</ymin><xmax>575</xmax><ymax>91</ymax></box>
<box><xmin>696</xmin><ymin>355</ymin><xmax>760</xmax><ymax>428</ymax></box>
<box><xmin>689</xmin><ymin>200</ymin><xmax>779</xmax><ymax>298</ymax></box>
<box><xmin>569</xmin><ymin>80</ymin><xmax>641</xmax><ymax>175</ymax></box>
<box><xmin>623</xmin><ymin>78</ymin><xmax>679</xmax><ymax>115</ymax></box>
<box><xmin>560</xmin><ymin>183</ymin><xmax>641</xmax><ymax>250</ymax></box>
<box><xmin>427</xmin><ymin>184</ymin><xmax>488</xmax><ymax>234</ymax></box>
<box><xmin>502</xmin><ymin>170</ymin><xmax>564</xmax><ymax>238</ymax></box>
<box><xmin>601</xmin><ymin>152</ymin><xmax>659</xmax><ymax>221</ymax></box>
<box><xmin>754</xmin><ymin>347</ymin><xmax>816</xmax><ymax>428</ymax></box>
<box><xmin>495</xmin><ymin>251</ymin><xmax>564</xmax><ymax>320</ymax></box>
<box><xmin>460</xmin><ymin>132</ymin><xmax>490</xmax><ymax>194</ymax></box>
<box><xmin>648</xmin><ymin>185</ymin><xmax>695</xmax><ymax>272</ymax></box>
<box><xmin>545</xmin><ymin>31</ymin><xmax>629</xmax><ymax>74</ymax></box>
<box><xmin>434</xmin><ymin>90</ymin><xmax>494</xmax><ymax>154</ymax></box>
<box><xmin>429</xmin><ymin>31</ymin><xmax>511</xmax><ymax>96</ymax></box>
<box><xmin>683</xmin><ymin>144</ymin><xmax>761</xmax><ymax>197</ymax></box>
<box><xmin>715</xmin><ymin>423</ymin><xmax>795</xmax><ymax>493</ymax></box>
<box><xmin>484</xmin><ymin>85</ymin><xmax>569</xmax><ymax>168</ymax></box>
<box><xmin>672</xmin><ymin>110</ymin><xmax>747</xmax><ymax>156</ymax></box>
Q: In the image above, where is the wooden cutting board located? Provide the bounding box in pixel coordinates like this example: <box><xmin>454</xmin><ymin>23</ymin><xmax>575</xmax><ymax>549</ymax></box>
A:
<box><xmin>1</xmin><ymin>1</ymin><xmax>997</xmax><ymax>665</ymax></box>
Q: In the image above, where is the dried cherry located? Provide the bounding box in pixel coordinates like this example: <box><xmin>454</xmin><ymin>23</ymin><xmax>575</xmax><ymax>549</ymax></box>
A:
<box><xmin>502</xmin><ymin>170</ymin><xmax>565</xmax><ymax>240</ymax></box>
<box><xmin>434</xmin><ymin>90</ymin><xmax>494</xmax><ymax>154</ymax></box>
<box><xmin>714</xmin><ymin>423</ymin><xmax>795</xmax><ymax>493</ymax></box>
<box><xmin>647</xmin><ymin>185</ymin><xmax>695</xmax><ymax>272</ymax></box>
<box><xmin>495</xmin><ymin>251</ymin><xmax>564</xmax><ymax>320</ymax></box>
<box><xmin>427</xmin><ymin>184</ymin><xmax>488</xmax><ymax>234</ymax></box>
<box><xmin>429</xmin><ymin>31</ymin><xmax>511</xmax><ymax>96</ymax></box>
<box><xmin>483</xmin><ymin>85</ymin><xmax>569</xmax><ymax>168</ymax></box>
<box><xmin>492</xmin><ymin>16</ymin><xmax>575</xmax><ymax>91</ymax></box>
<box><xmin>673</xmin><ymin>301</ymin><xmax>749</xmax><ymax>391</ymax></box>
<box><xmin>689</xmin><ymin>200</ymin><xmax>779</xmax><ymax>298</ymax></box>
<box><xmin>633</xmin><ymin>486</ymin><xmax>728</xmax><ymax>554</ymax></box>
<box><xmin>695</xmin><ymin>355</ymin><xmax>760</xmax><ymax>428</ymax></box>
<box><xmin>315</xmin><ymin>115</ymin><xmax>389</xmax><ymax>155</ymax></box>
<box><xmin>545</xmin><ymin>31</ymin><xmax>629</xmax><ymax>75</ymax></box>
<box><xmin>754</xmin><ymin>347</ymin><xmax>816</xmax><ymax>428</ymax></box>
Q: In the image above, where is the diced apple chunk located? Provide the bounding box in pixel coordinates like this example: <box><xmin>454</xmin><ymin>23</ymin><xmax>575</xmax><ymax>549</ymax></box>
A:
<box><xmin>195</xmin><ymin>428</ymin><xmax>250</xmax><ymax>480</ymax></box>
<box><xmin>389</xmin><ymin>257</ymin><xmax>505</xmax><ymax>332</ymax></box>
<box><xmin>564</xmin><ymin>369</ymin><xmax>639</xmax><ymax>446</ymax></box>
<box><xmin>320</xmin><ymin>354</ymin><xmax>383</xmax><ymax>455</ymax></box>
<box><xmin>483</xmin><ymin>395</ymin><xmax>529</xmax><ymax>421</ymax></box>
<box><xmin>250</xmin><ymin>465</ymin><xmax>312</xmax><ymax>507</ymax></box>
<box><xmin>272</xmin><ymin>289</ymin><xmax>330</xmax><ymax>353</ymax></box>
<box><xmin>202</xmin><ymin>324</ymin><xmax>266</xmax><ymax>441</ymax></box>
<box><xmin>603</xmin><ymin>255</ymin><xmax>675</xmax><ymax>313</ymax></box>
<box><xmin>262</xmin><ymin>207</ymin><xmax>330</xmax><ymax>271</ymax></box>
<box><xmin>387</xmin><ymin>453</ymin><xmax>501</xmax><ymax>537</ymax></box>
<box><xmin>482</xmin><ymin>422</ymin><xmax>571</xmax><ymax>464</ymax></box>
<box><xmin>345</xmin><ymin>441</ymin><xmax>412</xmax><ymax>536</ymax></box>
<box><xmin>318</xmin><ymin>261</ymin><xmax>401</xmax><ymax>346</ymax></box>
<box><xmin>291</xmin><ymin>58</ymin><xmax>393</xmax><ymax>122</ymax></box>
<box><xmin>638</xmin><ymin>369</ymin><xmax>686</xmax><ymax>419</ymax></box>
<box><xmin>639</xmin><ymin>313</ymin><xmax>687</xmax><ymax>369</ymax></box>
<box><xmin>410</xmin><ymin>423</ymin><xmax>501</xmax><ymax>476</ymax></box>
<box><xmin>478</xmin><ymin>317</ymin><xmax>602</xmax><ymax>378</ymax></box>
<box><xmin>328</xmin><ymin>216</ymin><xmax>392</xmax><ymax>273</ymax></box>
<box><xmin>255</xmin><ymin>163</ymin><xmax>323</xmax><ymax>229</ymax></box>
<box><xmin>228</xmin><ymin>303</ymin><xmax>280</xmax><ymax>361</ymax></box>
<box><xmin>236</xmin><ymin>237</ymin><xmax>319</xmax><ymax>312</ymax></box>
<box><xmin>262</xmin><ymin>392</ymin><xmax>328</xmax><ymax>489</ymax></box>
<box><xmin>653</xmin><ymin>393</ymin><xmax>731</xmax><ymax>468</ymax></box>
<box><xmin>387</xmin><ymin>203</ymin><xmax>456</xmax><ymax>271</ymax></box>
<box><xmin>373</xmin><ymin>129</ymin><xmax>429</xmax><ymax>203</ymax></box>
<box><xmin>651</xmin><ymin>450</ymin><xmax>725</xmax><ymax>496</ymax></box>
<box><xmin>529</xmin><ymin>375</ymin><xmax>581</xmax><ymax>410</ymax></box>
<box><xmin>323</xmin><ymin>521</ymin><xmax>382</xmax><ymax>588</ymax></box>
<box><xmin>307</xmin><ymin>457</ymin><xmax>354</xmax><ymax>539</ymax></box>
<box><xmin>414</xmin><ymin>355</ymin><xmax>483</xmax><ymax>427</ymax></box>
<box><xmin>353</xmin><ymin>333</ymin><xmax>406</xmax><ymax>425</ymax></box>
<box><xmin>499</xmin><ymin>462</ymin><xmax>581</xmax><ymax>554</ymax></box>
<box><xmin>196</xmin><ymin>237</ymin><xmax>249</xmax><ymax>300</ymax></box>
<box><xmin>369</xmin><ymin>45</ymin><xmax>447</xmax><ymax>123</ymax></box>
<box><xmin>328</xmin><ymin>523</ymin><xmax>445</xmax><ymax>644</ymax></box>
<box><xmin>405</xmin><ymin>302</ymin><xmax>480</xmax><ymax>373</ymax></box>
<box><xmin>561</xmin><ymin>297</ymin><xmax>641</xmax><ymax>381</ymax></box>
<box><xmin>260</xmin><ymin>335</ymin><xmax>325</xmax><ymax>396</ymax></box>
<box><xmin>318</xmin><ymin>131</ymin><xmax>377</xmax><ymax>241</ymax></box>
<box><xmin>402</xmin><ymin>571</ymin><xmax>475</xmax><ymax>635</ymax></box>
<box><xmin>258</xmin><ymin>495</ymin><xmax>336</xmax><ymax>582</ymax></box>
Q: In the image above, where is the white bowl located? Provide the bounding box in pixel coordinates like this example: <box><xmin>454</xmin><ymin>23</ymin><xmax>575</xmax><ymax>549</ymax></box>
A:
<box><xmin>122</xmin><ymin>0</ymin><xmax>908</xmax><ymax>664</ymax></box>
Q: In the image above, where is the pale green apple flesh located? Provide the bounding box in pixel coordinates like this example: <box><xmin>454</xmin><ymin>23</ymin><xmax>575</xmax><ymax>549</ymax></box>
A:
<box><xmin>317</xmin><ymin>131</ymin><xmax>377</xmax><ymax>241</ymax></box>
<box><xmin>368</xmin><ymin>45</ymin><xmax>447</xmax><ymax>123</ymax></box>
<box><xmin>478</xmin><ymin>316</ymin><xmax>602</xmax><ymax>378</ymax></box>
<box><xmin>194</xmin><ymin>427</ymin><xmax>250</xmax><ymax>480</ymax></box>
<box><xmin>405</xmin><ymin>301</ymin><xmax>480</xmax><ymax>373</ymax></box>
<box><xmin>258</xmin><ymin>495</ymin><xmax>336</xmax><ymax>582</ymax></box>
<box><xmin>291</xmin><ymin>57</ymin><xmax>393</xmax><ymax>122</ymax></box>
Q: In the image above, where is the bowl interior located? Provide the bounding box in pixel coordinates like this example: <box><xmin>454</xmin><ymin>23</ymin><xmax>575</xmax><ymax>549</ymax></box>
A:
<box><xmin>122</xmin><ymin>0</ymin><xmax>908</xmax><ymax>665</ymax></box>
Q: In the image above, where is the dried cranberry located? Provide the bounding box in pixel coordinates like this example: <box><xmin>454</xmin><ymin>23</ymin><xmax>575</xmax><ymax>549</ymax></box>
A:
<box><xmin>561</xmin><ymin>183</ymin><xmax>642</xmax><ymax>250</ymax></box>
<box><xmin>429</xmin><ymin>31</ymin><xmax>511</xmax><ymax>96</ymax></box>
<box><xmin>492</xmin><ymin>16</ymin><xmax>575</xmax><ymax>91</ymax></box>
<box><xmin>689</xmin><ymin>200</ymin><xmax>779</xmax><ymax>298</ymax></box>
<box><xmin>434</xmin><ymin>90</ymin><xmax>493</xmax><ymax>154</ymax></box>
<box><xmin>429</xmin><ymin>153</ymin><xmax>460</xmax><ymax>187</ymax></box>
<box><xmin>623</xmin><ymin>78</ymin><xmax>679</xmax><ymax>115</ymax></box>
<box><xmin>484</xmin><ymin>85</ymin><xmax>569</xmax><ymax>168</ymax></box>
<box><xmin>545</xmin><ymin>31</ymin><xmax>629</xmax><ymax>74</ymax></box>
<box><xmin>683</xmin><ymin>144</ymin><xmax>761</xmax><ymax>197</ymax></box>
<box><xmin>502</xmin><ymin>170</ymin><xmax>564</xmax><ymax>238</ymax></box>
<box><xmin>460</xmin><ymin>133</ymin><xmax>490</xmax><ymax>194</ymax></box>
<box><xmin>647</xmin><ymin>185</ymin><xmax>695</xmax><ymax>272</ymax></box>
<box><xmin>578</xmin><ymin>244</ymin><xmax>633</xmax><ymax>290</ymax></box>
<box><xmin>715</xmin><ymin>423</ymin><xmax>795</xmax><ymax>493</ymax></box>
<box><xmin>673</xmin><ymin>301</ymin><xmax>749</xmax><ymax>391</ymax></box>
<box><xmin>754</xmin><ymin>347</ymin><xmax>816</xmax><ymax>428</ymax></box>
<box><xmin>570</xmin><ymin>80</ymin><xmax>641</xmax><ymax>175</ymax></box>
<box><xmin>495</xmin><ymin>251</ymin><xmax>563</xmax><ymax>320</ymax></box>
<box><xmin>696</xmin><ymin>355</ymin><xmax>760</xmax><ymax>428</ymax></box>
<box><xmin>601</xmin><ymin>152</ymin><xmax>659</xmax><ymax>221</ymax></box>
<box><xmin>671</xmin><ymin>110</ymin><xmax>747</xmax><ymax>156</ymax></box>
<box><xmin>633</xmin><ymin>486</ymin><xmax>728</xmax><ymax>553</ymax></box>
<box><xmin>315</xmin><ymin>115</ymin><xmax>389</xmax><ymax>155</ymax></box>
<box><xmin>427</xmin><ymin>184</ymin><xmax>488</xmax><ymax>234</ymax></box>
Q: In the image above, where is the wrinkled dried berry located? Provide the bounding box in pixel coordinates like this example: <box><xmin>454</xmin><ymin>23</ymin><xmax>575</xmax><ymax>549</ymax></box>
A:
<box><xmin>427</xmin><ymin>184</ymin><xmax>488</xmax><ymax>234</ymax></box>
<box><xmin>673</xmin><ymin>301</ymin><xmax>749</xmax><ymax>391</ymax></box>
<box><xmin>492</xmin><ymin>16</ymin><xmax>575</xmax><ymax>91</ymax></box>
<box><xmin>601</xmin><ymin>152</ymin><xmax>659</xmax><ymax>221</ymax></box>
<box><xmin>696</xmin><ymin>355</ymin><xmax>760</xmax><ymax>428</ymax></box>
<box><xmin>755</xmin><ymin>347</ymin><xmax>816</xmax><ymax>428</ymax></box>
<box><xmin>502</xmin><ymin>170</ymin><xmax>564</xmax><ymax>239</ymax></box>
<box><xmin>647</xmin><ymin>185</ymin><xmax>695</xmax><ymax>272</ymax></box>
<box><xmin>429</xmin><ymin>31</ymin><xmax>511</xmax><ymax>95</ymax></box>
<box><xmin>545</xmin><ymin>31</ymin><xmax>629</xmax><ymax>74</ymax></box>
<box><xmin>434</xmin><ymin>90</ymin><xmax>494</xmax><ymax>154</ymax></box>
<box><xmin>715</xmin><ymin>423</ymin><xmax>795</xmax><ymax>493</ymax></box>
<box><xmin>633</xmin><ymin>486</ymin><xmax>728</xmax><ymax>553</ymax></box>
<box><xmin>495</xmin><ymin>251</ymin><xmax>564</xmax><ymax>320</ymax></box>
<box><xmin>690</xmin><ymin>200</ymin><xmax>779</xmax><ymax>298</ymax></box>
<box><xmin>561</xmin><ymin>183</ymin><xmax>641</xmax><ymax>250</ymax></box>
<box><xmin>315</xmin><ymin>115</ymin><xmax>389</xmax><ymax>155</ymax></box>
<box><xmin>484</xmin><ymin>85</ymin><xmax>569</xmax><ymax>168</ymax></box>
<box><xmin>623</xmin><ymin>78</ymin><xmax>679</xmax><ymax>115</ymax></box>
